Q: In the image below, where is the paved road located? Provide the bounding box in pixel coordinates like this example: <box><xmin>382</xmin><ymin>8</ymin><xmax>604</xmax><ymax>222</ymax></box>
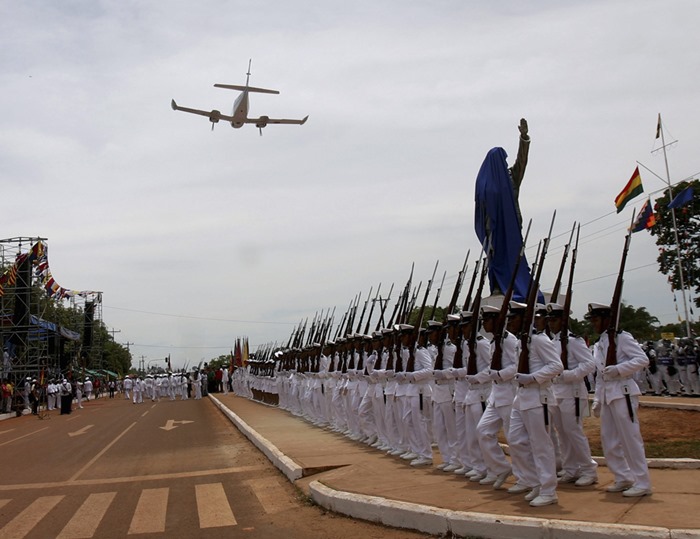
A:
<box><xmin>0</xmin><ymin>395</ymin><xmax>432</xmax><ymax>539</ymax></box>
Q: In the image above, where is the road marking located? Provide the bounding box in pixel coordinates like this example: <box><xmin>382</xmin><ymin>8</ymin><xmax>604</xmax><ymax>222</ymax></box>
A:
<box><xmin>0</xmin><ymin>427</ymin><xmax>49</xmax><ymax>447</ymax></box>
<box><xmin>0</xmin><ymin>495</ymin><xmax>64</xmax><ymax>539</ymax></box>
<box><xmin>159</xmin><ymin>419</ymin><xmax>194</xmax><ymax>431</ymax></box>
<box><xmin>0</xmin><ymin>429</ymin><xmax>15</xmax><ymax>435</ymax></box>
<box><xmin>141</xmin><ymin>410</ymin><xmax>149</xmax><ymax>417</ymax></box>
<box><xmin>69</xmin><ymin>422</ymin><xmax>137</xmax><ymax>482</ymax></box>
<box><xmin>128</xmin><ymin>488</ymin><xmax>168</xmax><ymax>535</ymax></box>
<box><xmin>246</xmin><ymin>477</ymin><xmax>296</xmax><ymax>514</ymax></box>
<box><xmin>57</xmin><ymin>492</ymin><xmax>116</xmax><ymax>539</ymax></box>
<box><xmin>0</xmin><ymin>464</ymin><xmax>267</xmax><ymax>491</ymax></box>
<box><xmin>0</xmin><ymin>499</ymin><xmax>9</xmax><ymax>509</ymax></box>
<box><xmin>195</xmin><ymin>483</ymin><xmax>237</xmax><ymax>528</ymax></box>
<box><xmin>68</xmin><ymin>425</ymin><xmax>94</xmax><ymax>437</ymax></box>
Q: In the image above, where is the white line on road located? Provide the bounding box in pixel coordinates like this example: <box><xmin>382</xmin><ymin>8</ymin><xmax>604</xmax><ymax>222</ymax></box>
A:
<box><xmin>0</xmin><ymin>427</ymin><xmax>49</xmax><ymax>447</ymax></box>
<box><xmin>57</xmin><ymin>492</ymin><xmax>116</xmax><ymax>539</ymax></box>
<box><xmin>0</xmin><ymin>495</ymin><xmax>64</xmax><ymax>539</ymax></box>
<box><xmin>196</xmin><ymin>483</ymin><xmax>237</xmax><ymax>528</ymax></box>
<box><xmin>128</xmin><ymin>488</ymin><xmax>168</xmax><ymax>535</ymax></box>
<box><xmin>69</xmin><ymin>422</ymin><xmax>137</xmax><ymax>482</ymax></box>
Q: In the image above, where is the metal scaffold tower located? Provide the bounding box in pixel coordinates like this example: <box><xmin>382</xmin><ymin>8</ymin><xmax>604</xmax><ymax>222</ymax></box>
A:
<box><xmin>0</xmin><ymin>237</ymin><xmax>103</xmax><ymax>382</ymax></box>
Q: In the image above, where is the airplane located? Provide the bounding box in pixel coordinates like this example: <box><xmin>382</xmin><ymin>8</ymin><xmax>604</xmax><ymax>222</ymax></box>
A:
<box><xmin>171</xmin><ymin>60</ymin><xmax>308</xmax><ymax>135</ymax></box>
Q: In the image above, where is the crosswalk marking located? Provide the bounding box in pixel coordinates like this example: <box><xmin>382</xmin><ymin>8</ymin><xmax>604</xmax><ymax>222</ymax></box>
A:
<box><xmin>0</xmin><ymin>495</ymin><xmax>64</xmax><ymax>539</ymax></box>
<box><xmin>128</xmin><ymin>488</ymin><xmax>169</xmax><ymax>535</ymax></box>
<box><xmin>57</xmin><ymin>492</ymin><xmax>116</xmax><ymax>539</ymax></box>
<box><xmin>246</xmin><ymin>477</ymin><xmax>296</xmax><ymax>514</ymax></box>
<box><xmin>1</xmin><ymin>480</ymin><xmax>286</xmax><ymax>535</ymax></box>
<box><xmin>195</xmin><ymin>483</ymin><xmax>237</xmax><ymax>528</ymax></box>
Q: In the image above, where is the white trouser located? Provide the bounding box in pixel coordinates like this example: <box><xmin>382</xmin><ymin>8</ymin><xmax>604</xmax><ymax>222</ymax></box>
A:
<box><xmin>358</xmin><ymin>393</ymin><xmax>375</xmax><ymax>438</ymax></box>
<box><xmin>453</xmin><ymin>402</ymin><xmax>469</xmax><ymax>467</ymax></box>
<box><xmin>403</xmin><ymin>395</ymin><xmax>432</xmax><ymax>459</ymax></box>
<box><xmin>476</xmin><ymin>404</ymin><xmax>512</xmax><ymax>476</ymax></box>
<box><xmin>464</xmin><ymin>401</ymin><xmax>487</xmax><ymax>473</ymax></box>
<box><xmin>509</xmin><ymin>405</ymin><xmax>558</xmax><ymax>496</ymax></box>
<box><xmin>432</xmin><ymin>399</ymin><xmax>457</xmax><ymax>465</ymax></box>
<box><xmin>550</xmin><ymin>397</ymin><xmax>597</xmax><ymax>478</ymax></box>
<box><xmin>383</xmin><ymin>395</ymin><xmax>401</xmax><ymax>450</ymax></box>
<box><xmin>600</xmin><ymin>396</ymin><xmax>651</xmax><ymax>490</ymax></box>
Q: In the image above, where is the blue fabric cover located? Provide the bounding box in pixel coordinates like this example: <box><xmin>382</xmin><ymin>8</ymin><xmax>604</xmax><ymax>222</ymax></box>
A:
<box><xmin>474</xmin><ymin>147</ymin><xmax>534</xmax><ymax>302</ymax></box>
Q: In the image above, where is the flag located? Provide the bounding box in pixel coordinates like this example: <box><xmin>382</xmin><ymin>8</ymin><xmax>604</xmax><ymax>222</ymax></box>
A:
<box><xmin>655</xmin><ymin>113</ymin><xmax>661</xmax><ymax>139</ymax></box>
<box><xmin>615</xmin><ymin>167</ymin><xmax>644</xmax><ymax>213</ymax></box>
<box><xmin>668</xmin><ymin>185</ymin><xmax>694</xmax><ymax>209</ymax></box>
<box><xmin>631</xmin><ymin>198</ymin><xmax>656</xmax><ymax>233</ymax></box>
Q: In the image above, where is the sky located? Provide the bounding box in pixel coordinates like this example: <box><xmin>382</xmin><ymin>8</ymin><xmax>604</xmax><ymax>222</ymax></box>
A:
<box><xmin>1</xmin><ymin>0</ymin><xmax>699</xmax><ymax>370</ymax></box>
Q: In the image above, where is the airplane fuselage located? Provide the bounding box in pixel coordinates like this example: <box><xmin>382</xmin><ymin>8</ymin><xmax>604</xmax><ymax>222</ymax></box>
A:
<box><xmin>231</xmin><ymin>91</ymin><xmax>248</xmax><ymax>128</ymax></box>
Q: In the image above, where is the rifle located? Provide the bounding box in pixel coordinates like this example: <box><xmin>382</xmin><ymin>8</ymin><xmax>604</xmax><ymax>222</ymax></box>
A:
<box><xmin>467</xmin><ymin>258</ymin><xmax>489</xmax><ymax>376</ymax></box>
<box><xmin>428</xmin><ymin>270</ymin><xmax>446</xmax><ymax>321</ymax></box>
<box><xmin>445</xmin><ymin>249</ymin><xmax>470</xmax><ymax>318</ymax></box>
<box><xmin>550</xmin><ymin>222</ymin><xmax>576</xmax><ymax>304</ymax></box>
<box><xmin>462</xmin><ymin>250</ymin><xmax>484</xmax><ymax>311</ymax></box>
<box><xmin>406</xmin><ymin>261</ymin><xmax>439</xmax><ymax>372</ymax></box>
<box><xmin>517</xmin><ymin>211</ymin><xmax>556</xmax><ymax>376</ymax></box>
<box><xmin>490</xmin><ymin>219</ymin><xmax>532</xmax><ymax>371</ymax></box>
<box><xmin>560</xmin><ymin>224</ymin><xmax>580</xmax><ymax>418</ymax></box>
<box><xmin>376</xmin><ymin>283</ymin><xmax>395</xmax><ymax>331</ymax></box>
<box><xmin>355</xmin><ymin>286</ymin><xmax>373</xmax><ymax>334</ymax></box>
<box><xmin>605</xmin><ymin>211</ymin><xmax>636</xmax><ymax>421</ymax></box>
<box><xmin>363</xmin><ymin>284</ymin><xmax>382</xmax><ymax>335</ymax></box>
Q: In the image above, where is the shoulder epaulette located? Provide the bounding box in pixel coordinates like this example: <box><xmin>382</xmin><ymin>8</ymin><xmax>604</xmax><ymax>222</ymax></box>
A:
<box><xmin>477</xmin><ymin>335</ymin><xmax>484</xmax><ymax>341</ymax></box>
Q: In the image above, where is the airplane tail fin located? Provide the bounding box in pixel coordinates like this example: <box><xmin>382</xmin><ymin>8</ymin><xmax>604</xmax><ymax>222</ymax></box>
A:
<box><xmin>214</xmin><ymin>83</ymin><xmax>280</xmax><ymax>95</ymax></box>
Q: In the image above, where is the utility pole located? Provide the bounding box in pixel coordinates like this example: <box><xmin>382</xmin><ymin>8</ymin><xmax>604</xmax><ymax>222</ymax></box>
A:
<box><xmin>108</xmin><ymin>328</ymin><xmax>121</xmax><ymax>341</ymax></box>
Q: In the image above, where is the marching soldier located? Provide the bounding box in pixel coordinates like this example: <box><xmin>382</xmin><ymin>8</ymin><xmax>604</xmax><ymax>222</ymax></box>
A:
<box><xmin>476</xmin><ymin>305</ymin><xmax>518</xmax><ymax>489</ymax></box>
<box><xmin>588</xmin><ymin>302</ymin><xmax>652</xmax><ymax>497</ymax></box>
<box><xmin>509</xmin><ymin>301</ymin><xmax>563</xmax><ymax>507</ymax></box>
<box><xmin>546</xmin><ymin>303</ymin><xmax>598</xmax><ymax>487</ymax></box>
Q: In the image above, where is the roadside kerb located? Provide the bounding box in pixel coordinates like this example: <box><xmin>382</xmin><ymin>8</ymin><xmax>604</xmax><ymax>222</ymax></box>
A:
<box><xmin>209</xmin><ymin>394</ymin><xmax>303</xmax><ymax>482</ymax></box>
<box><xmin>309</xmin><ymin>481</ymin><xmax>675</xmax><ymax>539</ymax></box>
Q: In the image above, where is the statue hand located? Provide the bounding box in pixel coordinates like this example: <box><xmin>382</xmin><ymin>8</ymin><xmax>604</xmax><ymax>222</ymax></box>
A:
<box><xmin>518</xmin><ymin>118</ymin><xmax>529</xmax><ymax>139</ymax></box>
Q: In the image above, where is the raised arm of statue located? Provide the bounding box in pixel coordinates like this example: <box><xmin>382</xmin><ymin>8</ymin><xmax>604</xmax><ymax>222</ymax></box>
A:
<box><xmin>509</xmin><ymin>118</ymin><xmax>530</xmax><ymax>192</ymax></box>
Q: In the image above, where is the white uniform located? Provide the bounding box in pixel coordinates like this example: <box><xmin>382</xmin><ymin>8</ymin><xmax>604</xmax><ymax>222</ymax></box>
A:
<box><xmin>476</xmin><ymin>332</ymin><xmax>518</xmax><ymax>479</ymax></box>
<box><xmin>509</xmin><ymin>332</ymin><xmax>563</xmax><ymax>497</ymax></box>
<box><xmin>461</xmin><ymin>334</ymin><xmax>493</xmax><ymax>476</ymax></box>
<box><xmin>593</xmin><ymin>331</ymin><xmax>651</xmax><ymax>492</ymax></box>
<box><xmin>550</xmin><ymin>330</ymin><xmax>598</xmax><ymax>482</ymax></box>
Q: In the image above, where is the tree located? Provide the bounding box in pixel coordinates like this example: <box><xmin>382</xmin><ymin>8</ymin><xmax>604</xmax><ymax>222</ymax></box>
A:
<box><xmin>650</xmin><ymin>179</ymin><xmax>700</xmax><ymax>308</ymax></box>
<box><xmin>573</xmin><ymin>302</ymin><xmax>660</xmax><ymax>343</ymax></box>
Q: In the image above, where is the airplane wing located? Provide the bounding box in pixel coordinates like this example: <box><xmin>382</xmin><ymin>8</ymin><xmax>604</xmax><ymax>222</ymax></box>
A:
<box><xmin>245</xmin><ymin>115</ymin><xmax>309</xmax><ymax>126</ymax></box>
<box><xmin>171</xmin><ymin>99</ymin><xmax>235</xmax><ymax>123</ymax></box>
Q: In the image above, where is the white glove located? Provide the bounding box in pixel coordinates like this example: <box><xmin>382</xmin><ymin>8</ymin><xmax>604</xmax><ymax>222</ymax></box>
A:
<box><xmin>591</xmin><ymin>400</ymin><xmax>601</xmax><ymax>418</ymax></box>
<box><xmin>406</xmin><ymin>372</ymin><xmax>416</xmax><ymax>382</ymax></box>
<box><xmin>603</xmin><ymin>365</ymin><xmax>620</xmax><ymax>380</ymax></box>
<box><xmin>395</xmin><ymin>372</ymin><xmax>405</xmax><ymax>382</ymax></box>
<box><xmin>515</xmin><ymin>373</ymin><xmax>536</xmax><ymax>386</ymax></box>
<box><xmin>557</xmin><ymin>370</ymin><xmax>576</xmax><ymax>384</ymax></box>
<box><xmin>488</xmin><ymin>369</ymin><xmax>501</xmax><ymax>381</ymax></box>
<box><xmin>464</xmin><ymin>374</ymin><xmax>476</xmax><ymax>384</ymax></box>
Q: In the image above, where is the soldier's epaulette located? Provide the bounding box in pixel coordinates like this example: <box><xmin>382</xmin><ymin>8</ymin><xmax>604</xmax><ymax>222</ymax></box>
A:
<box><xmin>569</xmin><ymin>332</ymin><xmax>579</xmax><ymax>339</ymax></box>
<box><xmin>536</xmin><ymin>330</ymin><xmax>545</xmax><ymax>335</ymax></box>
<box><xmin>477</xmin><ymin>335</ymin><xmax>484</xmax><ymax>341</ymax></box>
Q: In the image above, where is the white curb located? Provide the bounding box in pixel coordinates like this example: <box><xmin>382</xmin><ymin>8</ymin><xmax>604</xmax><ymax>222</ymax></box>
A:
<box><xmin>209</xmin><ymin>395</ymin><xmax>303</xmax><ymax>482</ymax></box>
<box><xmin>309</xmin><ymin>481</ymin><xmax>676</xmax><ymax>539</ymax></box>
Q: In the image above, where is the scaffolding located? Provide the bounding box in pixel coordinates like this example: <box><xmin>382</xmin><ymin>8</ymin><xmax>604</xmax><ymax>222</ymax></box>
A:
<box><xmin>0</xmin><ymin>237</ymin><xmax>103</xmax><ymax>382</ymax></box>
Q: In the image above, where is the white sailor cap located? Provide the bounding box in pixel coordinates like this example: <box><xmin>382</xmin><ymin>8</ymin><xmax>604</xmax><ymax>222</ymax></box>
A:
<box><xmin>396</xmin><ymin>324</ymin><xmax>414</xmax><ymax>333</ymax></box>
<box><xmin>426</xmin><ymin>320</ymin><xmax>442</xmax><ymax>330</ymax></box>
<box><xmin>545</xmin><ymin>302</ymin><xmax>567</xmax><ymax>317</ymax></box>
<box><xmin>446</xmin><ymin>314</ymin><xmax>461</xmax><ymax>323</ymax></box>
<box><xmin>481</xmin><ymin>305</ymin><xmax>500</xmax><ymax>318</ymax></box>
<box><xmin>534</xmin><ymin>303</ymin><xmax>547</xmax><ymax>317</ymax></box>
<box><xmin>372</xmin><ymin>331</ymin><xmax>383</xmax><ymax>339</ymax></box>
<box><xmin>585</xmin><ymin>302</ymin><xmax>611</xmax><ymax>319</ymax></box>
<box><xmin>507</xmin><ymin>301</ymin><xmax>527</xmax><ymax>317</ymax></box>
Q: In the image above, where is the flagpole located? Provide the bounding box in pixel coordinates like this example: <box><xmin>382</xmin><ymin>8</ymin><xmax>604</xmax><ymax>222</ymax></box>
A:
<box><xmin>655</xmin><ymin>114</ymin><xmax>692</xmax><ymax>338</ymax></box>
